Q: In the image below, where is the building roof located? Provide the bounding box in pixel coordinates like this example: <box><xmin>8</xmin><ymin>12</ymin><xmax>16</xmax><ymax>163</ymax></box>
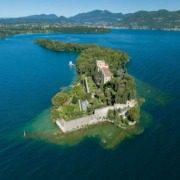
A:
<box><xmin>96</xmin><ymin>60</ymin><xmax>109</xmax><ymax>68</ymax></box>
<box><xmin>102</xmin><ymin>67</ymin><xmax>112</xmax><ymax>77</ymax></box>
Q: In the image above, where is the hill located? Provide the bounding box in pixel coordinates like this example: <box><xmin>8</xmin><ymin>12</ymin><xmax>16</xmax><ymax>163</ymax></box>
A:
<box><xmin>0</xmin><ymin>9</ymin><xmax>180</xmax><ymax>30</ymax></box>
<box><xmin>69</xmin><ymin>10</ymin><xmax>123</xmax><ymax>24</ymax></box>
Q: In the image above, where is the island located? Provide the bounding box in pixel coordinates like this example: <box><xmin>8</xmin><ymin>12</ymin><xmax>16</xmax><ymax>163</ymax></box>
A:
<box><xmin>34</xmin><ymin>39</ymin><xmax>144</xmax><ymax>148</ymax></box>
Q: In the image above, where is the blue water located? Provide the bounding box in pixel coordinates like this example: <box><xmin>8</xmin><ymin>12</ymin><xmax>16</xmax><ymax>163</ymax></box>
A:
<box><xmin>0</xmin><ymin>30</ymin><xmax>180</xmax><ymax>179</ymax></box>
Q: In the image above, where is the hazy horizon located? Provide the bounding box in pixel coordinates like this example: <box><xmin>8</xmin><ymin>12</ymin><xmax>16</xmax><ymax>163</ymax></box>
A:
<box><xmin>0</xmin><ymin>0</ymin><xmax>180</xmax><ymax>18</ymax></box>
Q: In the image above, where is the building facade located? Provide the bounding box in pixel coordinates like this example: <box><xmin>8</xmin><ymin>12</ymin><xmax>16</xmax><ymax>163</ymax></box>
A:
<box><xmin>96</xmin><ymin>60</ymin><xmax>112</xmax><ymax>84</ymax></box>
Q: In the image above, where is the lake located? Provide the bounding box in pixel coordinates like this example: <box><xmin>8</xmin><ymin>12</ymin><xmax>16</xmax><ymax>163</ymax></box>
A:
<box><xmin>0</xmin><ymin>30</ymin><xmax>180</xmax><ymax>179</ymax></box>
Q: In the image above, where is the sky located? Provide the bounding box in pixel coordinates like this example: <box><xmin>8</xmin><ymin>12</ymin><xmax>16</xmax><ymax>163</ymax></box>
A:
<box><xmin>0</xmin><ymin>0</ymin><xmax>180</xmax><ymax>17</ymax></box>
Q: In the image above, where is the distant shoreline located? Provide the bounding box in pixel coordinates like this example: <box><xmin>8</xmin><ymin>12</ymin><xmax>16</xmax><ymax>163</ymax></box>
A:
<box><xmin>112</xmin><ymin>27</ymin><xmax>180</xmax><ymax>32</ymax></box>
<box><xmin>1</xmin><ymin>26</ymin><xmax>180</xmax><ymax>40</ymax></box>
<box><xmin>0</xmin><ymin>25</ymin><xmax>111</xmax><ymax>39</ymax></box>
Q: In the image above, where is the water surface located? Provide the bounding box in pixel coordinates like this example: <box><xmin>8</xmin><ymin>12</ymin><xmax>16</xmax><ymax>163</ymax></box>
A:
<box><xmin>0</xmin><ymin>30</ymin><xmax>180</xmax><ymax>179</ymax></box>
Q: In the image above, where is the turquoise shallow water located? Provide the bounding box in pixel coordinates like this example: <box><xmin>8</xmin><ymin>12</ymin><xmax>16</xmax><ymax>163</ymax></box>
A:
<box><xmin>0</xmin><ymin>30</ymin><xmax>180</xmax><ymax>179</ymax></box>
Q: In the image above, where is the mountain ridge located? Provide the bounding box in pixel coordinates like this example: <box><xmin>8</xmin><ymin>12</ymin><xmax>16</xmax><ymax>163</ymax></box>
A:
<box><xmin>1</xmin><ymin>9</ymin><xmax>180</xmax><ymax>29</ymax></box>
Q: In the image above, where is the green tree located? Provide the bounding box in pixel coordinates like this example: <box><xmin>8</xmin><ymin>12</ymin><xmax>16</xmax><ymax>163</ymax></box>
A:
<box><xmin>52</xmin><ymin>92</ymin><xmax>69</xmax><ymax>106</ymax></box>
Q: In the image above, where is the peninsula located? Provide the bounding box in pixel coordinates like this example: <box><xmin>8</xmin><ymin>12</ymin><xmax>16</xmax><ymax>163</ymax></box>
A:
<box><xmin>0</xmin><ymin>25</ymin><xmax>111</xmax><ymax>39</ymax></box>
<box><xmin>36</xmin><ymin>39</ymin><xmax>142</xmax><ymax>132</ymax></box>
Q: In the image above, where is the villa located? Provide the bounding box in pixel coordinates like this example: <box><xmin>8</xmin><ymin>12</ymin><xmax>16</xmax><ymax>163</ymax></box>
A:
<box><xmin>96</xmin><ymin>60</ymin><xmax>112</xmax><ymax>84</ymax></box>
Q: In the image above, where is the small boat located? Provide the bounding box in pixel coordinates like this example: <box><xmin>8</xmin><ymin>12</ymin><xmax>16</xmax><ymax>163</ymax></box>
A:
<box><xmin>69</xmin><ymin>61</ymin><xmax>75</xmax><ymax>67</ymax></box>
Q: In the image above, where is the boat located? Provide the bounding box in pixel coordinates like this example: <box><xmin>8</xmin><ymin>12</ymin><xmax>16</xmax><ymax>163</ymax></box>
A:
<box><xmin>68</xmin><ymin>61</ymin><xmax>75</xmax><ymax>67</ymax></box>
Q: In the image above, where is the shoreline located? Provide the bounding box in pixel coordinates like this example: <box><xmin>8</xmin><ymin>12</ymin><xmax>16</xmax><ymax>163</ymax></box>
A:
<box><xmin>23</xmin><ymin>106</ymin><xmax>146</xmax><ymax>150</ymax></box>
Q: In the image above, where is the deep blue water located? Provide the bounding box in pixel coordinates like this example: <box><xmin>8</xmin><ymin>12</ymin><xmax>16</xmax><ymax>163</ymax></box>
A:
<box><xmin>0</xmin><ymin>30</ymin><xmax>180</xmax><ymax>180</ymax></box>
